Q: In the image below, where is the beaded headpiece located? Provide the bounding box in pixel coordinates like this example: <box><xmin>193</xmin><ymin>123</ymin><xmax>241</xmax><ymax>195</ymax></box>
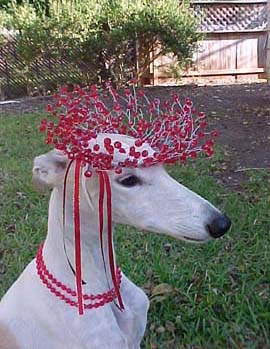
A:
<box><xmin>40</xmin><ymin>81</ymin><xmax>218</xmax><ymax>315</ymax></box>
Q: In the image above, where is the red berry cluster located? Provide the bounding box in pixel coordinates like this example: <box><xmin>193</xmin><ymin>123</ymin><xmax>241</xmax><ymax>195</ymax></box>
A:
<box><xmin>41</xmin><ymin>82</ymin><xmax>218</xmax><ymax>175</ymax></box>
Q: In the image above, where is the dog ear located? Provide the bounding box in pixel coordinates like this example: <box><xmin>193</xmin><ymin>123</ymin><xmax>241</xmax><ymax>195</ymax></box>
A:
<box><xmin>32</xmin><ymin>150</ymin><xmax>68</xmax><ymax>190</ymax></box>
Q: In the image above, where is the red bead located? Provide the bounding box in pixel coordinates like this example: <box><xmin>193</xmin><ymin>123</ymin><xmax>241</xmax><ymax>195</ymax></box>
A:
<box><xmin>119</xmin><ymin>126</ymin><xmax>127</xmax><ymax>134</ymax></box>
<box><xmin>46</xmin><ymin>104</ymin><xmax>53</xmax><ymax>112</ymax></box>
<box><xmin>113</xmin><ymin>103</ymin><xmax>121</xmax><ymax>111</ymax></box>
<box><xmin>129</xmin><ymin>146</ymin><xmax>135</xmax><ymax>155</ymax></box>
<box><xmin>84</xmin><ymin>170</ymin><xmax>92</xmax><ymax>178</ymax></box>
<box><xmin>211</xmin><ymin>130</ymin><xmax>219</xmax><ymax>137</ymax></box>
<box><xmin>114</xmin><ymin>141</ymin><xmax>122</xmax><ymax>149</ymax></box>
<box><xmin>134</xmin><ymin>141</ymin><xmax>142</xmax><ymax>148</ymax></box>
<box><xmin>115</xmin><ymin>168</ymin><xmax>122</xmax><ymax>174</ymax></box>
<box><xmin>180</xmin><ymin>154</ymin><xmax>187</xmax><ymax>161</ymax></box>
<box><xmin>191</xmin><ymin>139</ymin><xmax>198</xmax><ymax>147</ymax></box>
<box><xmin>206</xmin><ymin>148</ymin><xmax>214</xmax><ymax>156</ymax></box>
<box><xmin>106</xmin><ymin>145</ymin><xmax>114</xmax><ymax>154</ymax></box>
<box><xmin>200</xmin><ymin>121</ymin><xmax>207</xmax><ymax>129</ymax></box>
<box><xmin>198</xmin><ymin>131</ymin><xmax>205</xmax><ymax>138</ymax></box>
<box><xmin>60</xmin><ymin>86</ymin><xmax>68</xmax><ymax>94</ymax></box>
<box><xmin>163</xmin><ymin>100</ymin><xmax>169</xmax><ymax>108</ymax></box>
<box><xmin>190</xmin><ymin>151</ymin><xmax>197</xmax><ymax>159</ymax></box>
<box><xmin>39</xmin><ymin>124</ymin><xmax>47</xmax><ymax>132</ymax></box>
<box><xmin>173</xmin><ymin>94</ymin><xmax>179</xmax><ymax>102</ymax></box>
<box><xmin>130</xmin><ymin>77</ymin><xmax>137</xmax><ymax>84</ymax></box>
<box><xmin>185</xmin><ymin>98</ymin><xmax>192</xmax><ymax>106</ymax></box>
<box><xmin>198</xmin><ymin>112</ymin><xmax>205</xmax><ymax>119</ymax></box>
<box><xmin>154</xmin><ymin>98</ymin><xmax>160</xmax><ymax>106</ymax></box>
<box><xmin>104</xmin><ymin>138</ymin><xmax>111</xmax><ymax>146</ymax></box>
<box><xmin>93</xmin><ymin>144</ymin><xmax>100</xmax><ymax>152</ymax></box>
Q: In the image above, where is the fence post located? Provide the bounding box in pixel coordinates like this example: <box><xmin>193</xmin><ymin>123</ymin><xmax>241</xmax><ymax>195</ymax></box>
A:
<box><xmin>267</xmin><ymin>0</ymin><xmax>270</xmax><ymax>83</ymax></box>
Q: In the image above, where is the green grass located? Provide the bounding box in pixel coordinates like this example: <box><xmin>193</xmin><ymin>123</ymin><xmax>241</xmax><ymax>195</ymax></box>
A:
<box><xmin>0</xmin><ymin>114</ymin><xmax>270</xmax><ymax>349</ymax></box>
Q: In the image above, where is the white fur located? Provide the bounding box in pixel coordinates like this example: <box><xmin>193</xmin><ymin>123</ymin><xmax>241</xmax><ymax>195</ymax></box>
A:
<box><xmin>0</xmin><ymin>134</ymin><xmax>222</xmax><ymax>349</ymax></box>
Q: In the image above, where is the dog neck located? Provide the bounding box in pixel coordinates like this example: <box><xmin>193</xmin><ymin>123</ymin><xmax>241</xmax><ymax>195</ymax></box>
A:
<box><xmin>42</xmin><ymin>184</ymin><xmax>115</xmax><ymax>294</ymax></box>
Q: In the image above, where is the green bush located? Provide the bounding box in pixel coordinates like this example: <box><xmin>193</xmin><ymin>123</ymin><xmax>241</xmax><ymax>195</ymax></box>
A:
<box><xmin>0</xmin><ymin>0</ymin><xmax>48</xmax><ymax>11</ymax></box>
<box><xmin>0</xmin><ymin>0</ymin><xmax>12</xmax><ymax>8</ymax></box>
<box><xmin>1</xmin><ymin>0</ymin><xmax>201</xmax><ymax>94</ymax></box>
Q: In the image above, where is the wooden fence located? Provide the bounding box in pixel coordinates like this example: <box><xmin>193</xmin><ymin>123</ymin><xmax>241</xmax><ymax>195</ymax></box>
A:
<box><xmin>0</xmin><ymin>39</ymin><xmax>136</xmax><ymax>99</ymax></box>
<box><xmin>153</xmin><ymin>0</ymin><xmax>268</xmax><ymax>83</ymax></box>
<box><xmin>0</xmin><ymin>0</ymin><xmax>268</xmax><ymax>98</ymax></box>
<box><xmin>0</xmin><ymin>43</ymin><xmax>100</xmax><ymax>99</ymax></box>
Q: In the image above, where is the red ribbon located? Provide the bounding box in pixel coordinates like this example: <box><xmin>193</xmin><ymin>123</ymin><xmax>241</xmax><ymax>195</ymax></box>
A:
<box><xmin>98</xmin><ymin>172</ymin><xmax>107</xmax><ymax>276</ymax></box>
<box><xmin>64</xmin><ymin>162</ymin><xmax>124</xmax><ymax>316</ymax></box>
<box><xmin>63</xmin><ymin>160</ymin><xmax>74</xmax><ymax>232</ymax></box>
<box><xmin>74</xmin><ymin>160</ymin><xmax>84</xmax><ymax>315</ymax></box>
<box><xmin>102</xmin><ymin>172</ymin><xmax>124</xmax><ymax>311</ymax></box>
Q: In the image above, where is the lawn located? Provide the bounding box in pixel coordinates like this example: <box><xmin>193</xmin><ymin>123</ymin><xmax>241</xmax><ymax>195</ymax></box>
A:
<box><xmin>0</xmin><ymin>113</ymin><xmax>270</xmax><ymax>349</ymax></box>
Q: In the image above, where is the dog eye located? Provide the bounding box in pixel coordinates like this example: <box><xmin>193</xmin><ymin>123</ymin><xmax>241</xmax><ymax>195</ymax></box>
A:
<box><xmin>118</xmin><ymin>175</ymin><xmax>141</xmax><ymax>187</ymax></box>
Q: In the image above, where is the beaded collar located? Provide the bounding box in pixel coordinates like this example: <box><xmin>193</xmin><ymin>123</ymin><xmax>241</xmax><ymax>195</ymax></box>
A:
<box><xmin>36</xmin><ymin>244</ymin><xmax>122</xmax><ymax>310</ymax></box>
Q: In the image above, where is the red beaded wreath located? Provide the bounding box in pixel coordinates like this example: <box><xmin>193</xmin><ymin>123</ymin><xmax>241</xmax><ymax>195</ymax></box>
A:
<box><xmin>40</xmin><ymin>82</ymin><xmax>218</xmax><ymax>176</ymax></box>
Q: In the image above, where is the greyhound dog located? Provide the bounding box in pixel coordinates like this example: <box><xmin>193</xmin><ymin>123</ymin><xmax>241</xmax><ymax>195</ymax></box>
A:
<box><xmin>0</xmin><ymin>134</ymin><xmax>231</xmax><ymax>349</ymax></box>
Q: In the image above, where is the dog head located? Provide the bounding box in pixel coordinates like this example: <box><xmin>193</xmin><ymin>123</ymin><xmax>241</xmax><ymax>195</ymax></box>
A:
<box><xmin>33</xmin><ymin>134</ymin><xmax>231</xmax><ymax>243</ymax></box>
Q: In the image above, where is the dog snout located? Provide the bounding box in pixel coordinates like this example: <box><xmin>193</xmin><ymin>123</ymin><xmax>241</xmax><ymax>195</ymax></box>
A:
<box><xmin>206</xmin><ymin>213</ymin><xmax>231</xmax><ymax>238</ymax></box>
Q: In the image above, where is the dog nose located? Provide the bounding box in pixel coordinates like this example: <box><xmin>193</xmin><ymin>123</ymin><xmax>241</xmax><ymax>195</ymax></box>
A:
<box><xmin>207</xmin><ymin>213</ymin><xmax>231</xmax><ymax>238</ymax></box>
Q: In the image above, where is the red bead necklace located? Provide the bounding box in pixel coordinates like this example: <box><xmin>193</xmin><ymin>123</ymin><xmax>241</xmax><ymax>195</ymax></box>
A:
<box><xmin>36</xmin><ymin>244</ymin><xmax>122</xmax><ymax>310</ymax></box>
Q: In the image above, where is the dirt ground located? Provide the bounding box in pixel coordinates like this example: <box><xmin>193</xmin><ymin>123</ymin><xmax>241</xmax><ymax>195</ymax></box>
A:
<box><xmin>1</xmin><ymin>82</ymin><xmax>269</xmax><ymax>190</ymax></box>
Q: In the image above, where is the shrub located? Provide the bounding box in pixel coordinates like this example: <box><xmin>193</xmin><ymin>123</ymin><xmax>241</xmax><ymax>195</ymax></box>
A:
<box><xmin>0</xmin><ymin>0</ymin><xmax>201</xmax><ymax>95</ymax></box>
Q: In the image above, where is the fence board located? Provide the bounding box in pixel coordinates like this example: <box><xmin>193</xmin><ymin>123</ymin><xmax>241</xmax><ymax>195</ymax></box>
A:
<box><xmin>237</xmin><ymin>36</ymin><xmax>258</xmax><ymax>68</ymax></box>
<box><xmin>153</xmin><ymin>0</ymin><xmax>267</xmax><ymax>83</ymax></box>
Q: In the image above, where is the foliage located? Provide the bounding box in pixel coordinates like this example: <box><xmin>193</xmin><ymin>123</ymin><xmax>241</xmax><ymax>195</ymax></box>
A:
<box><xmin>1</xmin><ymin>2</ymin><xmax>50</xmax><ymax>94</ymax></box>
<box><xmin>0</xmin><ymin>6</ymin><xmax>10</xmax><ymax>44</ymax></box>
<box><xmin>0</xmin><ymin>0</ymin><xmax>49</xmax><ymax>11</ymax></box>
<box><xmin>0</xmin><ymin>0</ymin><xmax>11</xmax><ymax>8</ymax></box>
<box><xmin>0</xmin><ymin>0</ymin><xmax>201</xmax><ymax>95</ymax></box>
<box><xmin>0</xmin><ymin>112</ymin><xmax>269</xmax><ymax>348</ymax></box>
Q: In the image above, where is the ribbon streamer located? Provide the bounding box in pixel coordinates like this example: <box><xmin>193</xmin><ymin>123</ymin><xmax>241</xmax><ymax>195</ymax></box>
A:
<box><xmin>63</xmin><ymin>162</ymin><xmax>124</xmax><ymax>316</ymax></box>
<box><xmin>103</xmin><ymin>172</ymin><xmax>124</xmax><ymax>311</ymax></box>
<box><xmin>74</xmin><ymin>160</ymin><xmax>84</xmax><ymax>315</ymax></box>
<box><xmin>98</xmin><ymin>172</ymin><xmax>107</xmax><ymax>276</ymax></box>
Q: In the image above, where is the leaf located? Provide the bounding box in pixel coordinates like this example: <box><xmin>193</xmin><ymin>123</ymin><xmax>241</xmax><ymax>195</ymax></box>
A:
<box><xmin>156</xmin><ymin>326</ymin><xmax>165</xmax><ymax>334</ymax></box>
<box><xmin>150</xmin><ymin>283</ymin><xmax>174</xmax><ymax>303</ymax></box>
<box><xmin>165</xmin><ymin>320</ymin><xmax>175</xmax><ymax>332</ymax></box>
<box><xmin>151</xmin><ymin>283</ymin><xmax>174</xmax><ymax>296</ymax></box>
<box><xmin>150</xmin><ymin>295</ymin><xmax>168</xmax><ymax>304</ymax></box>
